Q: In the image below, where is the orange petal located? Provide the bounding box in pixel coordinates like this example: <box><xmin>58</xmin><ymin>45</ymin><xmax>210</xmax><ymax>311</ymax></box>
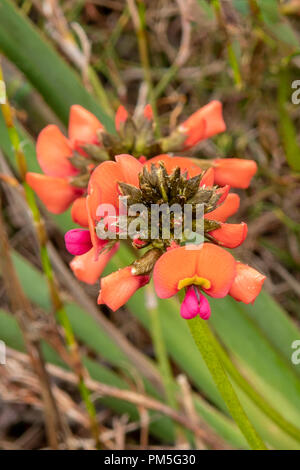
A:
<box><xmin>115</xmin><ymin>105</ymin><xmax>128</xmax><ymax>131</ymax></box>
<box><xmin>146</xmin><ymin>155</ymin><xmax>201</xmax><ymax>178</ymax></box>
<box><xmin>229</xmin><ymin>262</ymin><xmax>266</xmax><ymax>304</ymax></box>
<box><xmin>98</xmin><ymin>266</ymin><xmax>150</xmax><ymax>311</ymax></box>
<box><xmin>89</xmin><ymin>154</ymin><xmax>142</xmax><ymax>212</ymax></box>
<box><xmin>213</xmin><ymin>158</ymin><xmax>257</xmax><ymax>189</ymax></box>
<box><xmin>209</xmin><ymin>222</ymin><xmax>248</xmax><ymax>248</ymax></box>
<box><xmin>68</xmin><ymin>104</ymin><xmax>103</xmax><ymax>146</ymax></box>
<box><xmin>181</xmin><ymin>118</ymin><xmax>206</xmax><ymax>148</ymax></box>
<box><xmin>71</xmin><ymin>197</ymin><xmax>89</xmax><ymax>227</ymax></box>
<box><xmin>153</xmin><ymin>247</ymin><xmax>198</xmax><ymax>298</ymax></box>
<box><xmin>216</xmin><ymin>185</ymin><xmax>230</xmax><ymax>204</ymax></box>
<box><xmin>70</xmin><ymin>244</ymin><xmax>119</xmax><ymax>285</ymax></box>
<box><xmin>200</xmin><ymin>167</ymin><xmax>214</xmax><ymax>187</ymax></box>
<box><xmin>89</xmin><ymin>161</ymin><xmax>124</xmax><ymax>210</ymax></box>
<box><xmin>26</xmin><ymin>172</ymin><xmax>81</xmax><ymax>214</ymax></box>
<box><xmin>196</xmin><ymin>244</ymin><xmax>236</xmax><ymax>298</ymax></box>
<box><xmin>87</xmin><ymin>156</ymin><xmax>133</xmax><ymax>255</ymax></box>
<box><xmin>153</xmin><ymin>243</ymin><xmax>236</xmax><ymax>299</ymax></box>
<box><xmin>115</xmin><ymin>154</ymin><xmax>143</xmax><ymax>187</ymax></box>
<box><xmin>205</xmin><ymin>193</ymin><xmax>240</xmax><ymax>222</ymax></box>
<box><xmin>86</xmin><ymin>193</ymin><xmax>107</xmax><ymax>256</ymax></box>
<box><xmin>180</xmin><ymin>101</ymin><xmax>226</xmax><ymax>148</ymax></box>
<box><xmin>36</xmin><ymin>125</ymin><xmax>76</xmax><ymax>178</ymax></box>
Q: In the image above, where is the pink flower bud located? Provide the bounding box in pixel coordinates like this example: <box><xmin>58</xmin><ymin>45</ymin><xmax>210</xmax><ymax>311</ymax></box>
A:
<box><xmin>65</xmin><ymin>229</ymin><xmax>92</xmax><ymax>255</ymax></box>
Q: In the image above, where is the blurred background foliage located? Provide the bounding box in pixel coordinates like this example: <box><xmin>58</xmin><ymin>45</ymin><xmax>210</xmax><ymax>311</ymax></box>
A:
<box><xmin>0</xmin><ymin>0</ymin><xmax>300</xmax><ymax>450</ymax></box>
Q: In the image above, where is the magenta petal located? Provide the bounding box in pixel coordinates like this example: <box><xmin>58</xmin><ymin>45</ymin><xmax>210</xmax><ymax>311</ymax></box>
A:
<box><xmin>65</xmin><ymin>229</ymin><xmax>92</xmax><ymax>255</ymax></box>
<box><xmin>180</xmin><ymin>286</ymin><xmax>199</xmax><ymax>319</ymax></box>
<box><xmin>198</xmin><ymin>293</ymin><xmax>211</xmax><ymax>320</ymax></box>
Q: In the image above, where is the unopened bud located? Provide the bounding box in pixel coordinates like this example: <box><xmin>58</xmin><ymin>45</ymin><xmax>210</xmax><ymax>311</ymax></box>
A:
<box><xmin>131</xmin><ymin>248</ymin><xmax>162</xmax><ymax>275</ymax></box>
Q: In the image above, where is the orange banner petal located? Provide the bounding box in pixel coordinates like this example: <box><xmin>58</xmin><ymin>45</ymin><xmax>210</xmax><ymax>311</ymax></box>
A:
<box><xmin>26</xmin><ymin>172</ymin><xmax>81</xmax><ymax>214</ymax></box>
<box><xmin>229</xmin><ymin>262</ymin><xmax>266</xmax><ymax>304</ymax></box>
<box><xmin>213</xmin><ymin>158</ymin><xmax>257</xmax><ymax>189</ymax></box>
<box><xmin>209</xmin><ymin>222</ymin><xmax>248</xmax><ymax>248</ymax></box>
<box><xmin>36</xmin><ymin>125</ymin><xmax>75</xmax><ymax>178</ymax></box>
<box><xmin>205</xmin><ymin>193</ymin><xmax>240</xmax><ymax>223</ymax></box>
<box><xmin>98</xmin><ymin>266</ymin><xmax>149</xmax><ymax>311</ymax></box>
<box><xmin>68</xmin><ymin>104</ymin><xmax>103</xmax><ymax>146</ymax></box>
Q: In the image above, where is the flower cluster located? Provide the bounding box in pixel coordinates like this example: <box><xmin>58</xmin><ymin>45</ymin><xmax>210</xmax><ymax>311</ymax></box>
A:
<box><xmin>65</xmin><ymin>153</ymin><xmax>265</xmax><ymax>317</ymax></box>
<box><xmin>27</xmin><ymin>103</ymin><xmax>264</xmax><ymax>320</ymax></box>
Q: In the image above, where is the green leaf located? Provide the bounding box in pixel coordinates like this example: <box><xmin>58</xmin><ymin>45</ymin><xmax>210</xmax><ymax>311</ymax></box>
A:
<box><xmin>243</xmin><ymin>289</ymin><xmax>300</xmax><ymax>375</ymax></box>
<box><xmin>278</xmin><ymin>67</ymin><xmax>300</xmax><ymax>172</ymax></box>
<box><xmin>0</xmin><ymin>0</ymin><xmax>114</xmax><ymax>132</ymax></box>
<box><xmin>268</xmin><ymin>22</ymin><xmax>299</xmax><ymax>47</ymax></box>
<box><xmin>257</xmin><ymin>0</ymin><xmax>280</xmax><ymax>25</ymax></box>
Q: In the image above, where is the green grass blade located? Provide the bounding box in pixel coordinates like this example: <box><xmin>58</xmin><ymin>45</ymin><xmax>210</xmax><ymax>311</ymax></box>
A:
<box><xmin>0</xmin><ymin>0</ymin><xmax>114</xmax><ymax>131</ymax></box>
<box><xmin>277</xmin><ymin>67</ymin><xmax>300</xmax><ymax>171</ymax></box>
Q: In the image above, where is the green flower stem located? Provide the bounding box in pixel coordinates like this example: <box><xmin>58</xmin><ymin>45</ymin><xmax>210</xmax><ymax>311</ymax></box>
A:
<box><xmin>0</xmin><ymin>64</ymin><xmax>100</xmax><ymax>448</ymax></box>
<box><xmin>153</xmin><ymin>64</ymin><xmax>179</xmax><ymax>100</ymax></box>
<box><xmin>87</xmin><ymin>65</ymin><xmax>114</xmax><ymax>118</ymax></box>
<box><xmin>209</xmin><ymin>325</ymin><xmax>300</xmax><ymax>444</ymax></box>
<box><xmin>188</xmin><ymin>316</ymin><xmax>267</xmax><ymax>450</ymax></box>
<box><xmin>127</xmin><ymin>0</ymin><xmax>161</xmax><ymax>137</ymax></box>
<box><xmin>227</xmin><ymin>42</ymin><xmax>242</xmax><ymax>90</ymax></box>
<box><xmin>212</xmin><ymin>0</ymin><xmax>242</xmax><ymax>89</ymax></box>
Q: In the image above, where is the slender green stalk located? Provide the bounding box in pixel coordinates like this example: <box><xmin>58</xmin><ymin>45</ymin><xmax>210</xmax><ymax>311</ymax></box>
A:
<box><xmin>0</xmin><ymin>64</ymin><xmax>100</xmax><ymax>448</ymax></box>
<box><xmin>212</xmin><ymin>0</ymin><xmax>243</xmax><ymax>89</ymax></box>
<box><xmin>146</xmin><ymin>285</ymin><xmax>177</xmax><ymax>409</ymax></box>
<box><xmin>227</xmin><ymin>42</ymin><xmax>242</xmax><ymax>89</ymax></box>
<box><xmin>188</xmin><ymin>316</ymin><xmax>267</xmax><ymax>450</ymax></box>
<box><xmin>153</xmin><ymin>64</ymin><xmax>179</xmax><ymax>100</ymax></box>
<box><xmin>127</xmin><ymin>0</ymin><xmax>161</xmax><ymax>136</ymax></box>
<box><xmin>209</xmin><ymin>325</ymin><xmax>300</xmax><ymax>444</ymax></box>
<box><xmin>87</xmin><ymin>66</ymin><xmax>114</xmax><ymax>118</ymax></box>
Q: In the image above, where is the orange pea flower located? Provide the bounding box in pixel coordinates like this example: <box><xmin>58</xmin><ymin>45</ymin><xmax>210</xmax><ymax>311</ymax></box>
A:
<box><xmin>145</xmin><ymin>154</ymin><xmax>214</xmax><ymax>180</ymax></box>
<box><xmin>179</xmin><ymin>100</ymin><xmax>226</xmax><ymax>148</ymax></box>
<box><xmin>153</xmin><ymin>243</ymin><xmax>265</xmax><ymax>319</ymax></box>
<box><xmin>97</xmin><ymin>267</ymin><xmax>150</xmax><ymax>311</ymax></box>
<box><xmin>26</xmin><ymin>105</ymin><xmax>103</xmax><ymax>216</ymax></box>
<box><xmin>154</xmin><ymin>244</ymin><xmax>236</xmax><ymax>300</ymax></box>
<box><xmin>212</xmin><ymin>158</ymin><xmax>258</xmax><ymax>189</ymax></box>
<box><xmin>229</xmin><ymin>262</ymin><xmax>266</xmax><ymax>304</ymax></box>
